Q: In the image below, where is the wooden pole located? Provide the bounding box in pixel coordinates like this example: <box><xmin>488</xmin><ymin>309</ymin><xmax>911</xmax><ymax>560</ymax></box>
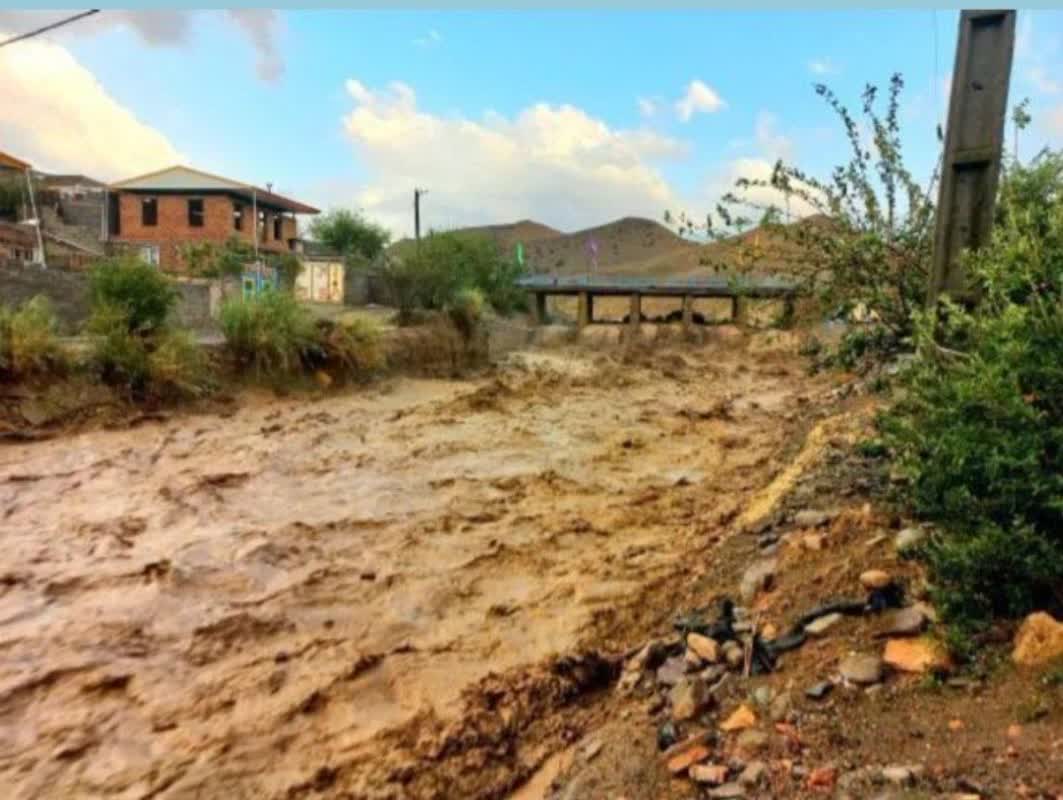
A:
<box><xmin>927</xmin><ymin>10</ymin><xmax>1016</xmax><ymax>306</ymax></box>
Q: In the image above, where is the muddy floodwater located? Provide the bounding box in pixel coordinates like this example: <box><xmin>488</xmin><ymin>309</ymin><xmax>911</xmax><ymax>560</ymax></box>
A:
<box><xmin>0</xmin><ymin>336</ymin><xmax>832</xmax><ymax>799</ymax></box>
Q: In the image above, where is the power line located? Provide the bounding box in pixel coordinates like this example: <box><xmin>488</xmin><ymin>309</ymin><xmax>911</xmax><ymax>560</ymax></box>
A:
<box><xmin>0</xmin><ymin>9</ymin><xmax>100</xmax><ymax>49</ymax></box>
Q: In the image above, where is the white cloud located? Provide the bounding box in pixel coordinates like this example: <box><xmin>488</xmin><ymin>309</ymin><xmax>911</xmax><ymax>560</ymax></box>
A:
<box><xmin>339</xmin><ymin>79</ymin><xmax>688</xmax><ymax>236</ymax></box>
<box><xmin>413</xmin><ymin>29</ymin><xmax>442</xmax><ymax>48</ymax></box>
<box><xmin>0</xmin><ymin>10</ymin><xmax>282</xmax><ymax>81</ymax></box>
<box><xmin>637</xmin><ymin>97</ymin><xmax>658</xmax><ymax>118</ymax></box>
<box><xmin>808</xmin><ymin>58</ymin><xmax>836</xmax><ymax>76</ymax></box>
<box><xmin>1029</xmin><ymin>66</ymin><xmax>1061</xmax><ymax>96</ymax></box>
<box><xmin>0</xmin><ymin>33</ymin><xmax>180</xmax><ymax>179</ymax></box>
<box><xmin>675</xmin><ymin>80</ymin><xmax>726</xmax><ymax>122</ymax></box>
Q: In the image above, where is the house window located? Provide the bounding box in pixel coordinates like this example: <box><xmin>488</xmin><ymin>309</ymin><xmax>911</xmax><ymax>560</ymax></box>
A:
<box><xmin>188</xmin><ymin>198</ymin><xmax>204</xmax><ymax>228</ymax></box>
<box><xmin>141</xmin><ymin>197</ymin><xmax>157</xmax><ymax>227</ymax></box>
<box><xmin>140</xmin><ymin>245</ymin><xmax>160</xmax><ymax>267</ymax></box>
<box><xmin>233</xmin><ymin>202</ymin><xmax>244</xmax><ymax>231</ymax></box>
<box><xmin>273</xmin><ymin>215</ymin><xmax>283</xmax><ymax>240</ymax></box>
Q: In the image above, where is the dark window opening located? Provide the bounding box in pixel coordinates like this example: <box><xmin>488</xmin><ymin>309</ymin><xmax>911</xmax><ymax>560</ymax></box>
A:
<box><xmin>233</xmin><ymin>202</ymin><xmax>244</xmax><ymax>231</ymax></box>
<box><xmin>188</xmin><ymin>198</ymin><xmax>204</xmax><ymax>228</ymax></box>
<box><xmin>141</xmin><ymin>197</ymin><xmax>157</xmax><ymax>226</ymax></box>
<box><xmin>273</xmin><ymin>216</ymin><xmax>283</xmax><ymax>240</ymax></box>
<box><xmin>108</xmin><ymin>193</ymin><xmax>120</xmax><ymax>236</ymax></box>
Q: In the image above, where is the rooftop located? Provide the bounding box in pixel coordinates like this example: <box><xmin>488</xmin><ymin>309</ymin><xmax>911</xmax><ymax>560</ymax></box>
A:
<box><xmin>109</xmin><ymin>165</ymin><xmax>320</xmax><ymax>215</ymax></box>
<box><xmin>0</xmin><ymin>150</ymin><xmax>31</xmax><ymax>171</ymax></box>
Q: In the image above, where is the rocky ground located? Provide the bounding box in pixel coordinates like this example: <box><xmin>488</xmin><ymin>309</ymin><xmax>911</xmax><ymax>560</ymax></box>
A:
<box><xmin>1</xmin><ymin>325</ymin><xmax>1060</xmax><ymax>799</ymax></box>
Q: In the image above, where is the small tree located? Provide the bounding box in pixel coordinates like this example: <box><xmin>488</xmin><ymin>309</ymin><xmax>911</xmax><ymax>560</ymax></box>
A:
<box><xmin>309</xmin><ymin>209</ymin><xmax>391</xmax><ymax>262</ymax></box>
<box><xmin>89</xmin><ymin>255</ymin><xmax>177</xmax><ymax>335</ymax></box>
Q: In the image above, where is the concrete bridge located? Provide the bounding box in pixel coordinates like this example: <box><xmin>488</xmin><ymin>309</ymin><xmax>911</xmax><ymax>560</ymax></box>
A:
<box><xmin>518</xmin><ymin>274</ymin><xmax>799</xmax><ymax>329</ymax></box>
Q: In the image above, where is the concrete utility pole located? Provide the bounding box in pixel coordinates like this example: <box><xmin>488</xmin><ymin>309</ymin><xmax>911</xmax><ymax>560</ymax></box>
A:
<box><xmin>414</xmin><ymin>187</ymin><xmax>427</xmax><ymax>246</ymax></box>
<box><xmin>24</xmin><ymin>168</ymin><xmax>45</xmax><ymax>268</ymax></box>
<box><xmin>927</xmin><ymin>9</ymin><xmax>1016</xmax><ymax>306</ymax></box>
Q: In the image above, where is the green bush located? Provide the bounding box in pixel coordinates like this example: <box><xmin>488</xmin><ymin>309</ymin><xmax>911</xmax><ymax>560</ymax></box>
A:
<box><xmin>0</xmin><ymin>296</ymin><xmax>64</xmax><ymax>378</ymax></box>
<box><xmin>448</xmin><ymin>287</ymin><xmax>486</xmax><ymax>339</ymax></box>
<box><xmin>147</xmin><ymin>329</ymin><xmax>214</xmax><ymax>398</ymax></box>
<box><xmin>220</xmin><ymin>290</ymin><xmax>317</xmax><ymax>375</ymax></box>
<box><xmin>312</xmin><ymin>315</ymin><xmax>385</xmax><ymax>376</ymax></box>
<box><xmin>879</xmin><ymin>152</ymin><xmax>1063</xmax><ymax>643</ymax></box>
<box><xmin>89</xmin><ymin>256</ymin><xmax>177</xmax><ymax>334</ymax></box>
<box><xmin>89</xmin><ymin>307</ymin><xmax>151</xmax><ymax>395</ymax></box>
<box><xmin>382</xmin><ymin>231</ymin><xmax>526</xmax><ymax>322</ymax></box>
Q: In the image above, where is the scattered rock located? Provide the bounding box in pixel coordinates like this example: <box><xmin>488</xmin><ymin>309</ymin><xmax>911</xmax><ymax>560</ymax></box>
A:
<box><xmin>738</xmin><ymin>760</ymin><xmax>767</xmax><ymax>787</ymax></box>
<box><xmin>665</xmin><ymin>743</ymin><xmax>711</xmax><ymax>774</ymax></box>
<box><xmin>794</xmin><ymin>509</ymin><xmax>833</xmax><ymax>528</ymax></box>
<box><xmin>1011</xmin><ymin>611</ymin><xmax>1063</xmax><ymax>666</ymax></box>
<box><xmin>656</xmin><ymin>655</ymin><xmax>687</xmax><ymax>687</ymax></box>
<box><xmin>740</xmin><ymin>558</ymin><xmax>777</xmax><ymax>602</ymax></box>
<box><xmin>948</xmin><ymin>718</ymin><xmax>964</xmax><ymax>732</ymax></box>
<box><xmin>883</xmin><ymin>637</ymin><xmax>952</xmax><ymax>673</ymax></box>
<box><xmin>881</xmin><ymin>606</ymin><xmax>927</xmax><ymax>637</ymax></box>
<box><xmin>769</xmin><ymin>691</ymin><xmax>792</xmax><ymax>722</ymax></box>
<box><xmin>1007</xmin><ymin>723</ymin><xmax>1023</xmax><ymax>739</ymax></box>
<box><xmin>859</xmin><ymin>569</ymin><xmax>892</xmax><ymax>590</ymax></box>
<box><xmin>690</xmin><ymin>763</ymin><xmax>729</xmax><ymax>785</ymax></box>
<box><xmin>685</xmin><ymin>648</ymin><xmax>704</xmax><ymax>669</ymax></box>
<box><xmin>671</xmin><ymin>677</ymin><xmax>710</xmax><ymax>722</ymax></box>
<box><xmin>805</xmin><ymin>612</ymin><xmax>844</xmax><ymax>636</ymax></box>
<box><xmin>582</xmin><ymin>740</ymin><xmax>603</xmax><ymax>761</ymax></box>
<box><xmin>761</xmin><ymin>623</ymin><xmax>778</xmax><ymax>640</ymax></box>
<box><xmin>895</xmin><ymin>527</ymin><xmax>926</xmax><ymax>552</ymax></box>
<box><xmin>881</xmin><ymin>765</ymin><xmax>915</xmax><ymax>786</ymax></box>
<box><xmin>720</xmin><ymin>704</ymin><xmax>756</xmax><ymax>732</ymax></box>
<box><xmin>801</xmin><ymin>533</ymin><xmax>825</xmax><ymax>551</ymax></box>
<box><xmin>723</xmin><ymin>641</ymin><xmax>745</xmax><ymax>670</ymax></box>
<box><xmin>735</xmin><ymin>729</ymin><xmax>769</xmax><ymax>754</ymax></box>
<box><xmin>752</xmin><ymin>686</ymin><xmax>773</xmax><ymax>707</ymax></box>
<box><xmin>708</xmin><ymin>782</ymin><xmax>746</xmax><ymax>798</ymax></box>
<box><xmin>805</xmin><ymin>680</ymin><xmax>834</xmax><ymax>699</ymax></box>
<box><xmin>806</xmin><ymin>765</ymin><xmax>837</xmax><ymax>790</ymax></box>
<box><xmin>839</xmin><ymin>653</ymin><xmax>884</xmax><ymax>685</ymax></box>
<box><xmin>913</xmin><ymin>601</ymin><xmax>938</xmax><ymax>623</ymax></box>
<box><xmin>688</xmin><ymin>633</ymin><xmax>720</xmax><ymax>663</ymax></box>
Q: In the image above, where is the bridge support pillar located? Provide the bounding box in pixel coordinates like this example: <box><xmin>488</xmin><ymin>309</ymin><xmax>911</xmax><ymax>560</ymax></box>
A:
<box><xmin>629</xmin><ymin>293</ymin><xmax>642</xmax><ymax>331</ymax></box>
<box><xmin>681</xmin><ymin>294</ymin><xmax>694</xmax><ymax>331</ymax></box>
<box><xmin>577</xmin><ymin>291</ymin><xmax>593</xmax><ymax>328</ymax></box>
<box><xmin>529</xmin><ymin>292</ymin><xmax>547</xmax><ymax>325</ymax></box>
<box><xmin>731</xmin><ymin>296</ymin><xmax>748</xmax><ymax>325</ymax></box>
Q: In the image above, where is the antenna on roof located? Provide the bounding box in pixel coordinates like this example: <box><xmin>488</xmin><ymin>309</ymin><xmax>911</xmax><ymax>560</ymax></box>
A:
<box><xmin>266</xmin><ymin>182</ymin><xmax>273</xmax><ymax>193</ymax></box>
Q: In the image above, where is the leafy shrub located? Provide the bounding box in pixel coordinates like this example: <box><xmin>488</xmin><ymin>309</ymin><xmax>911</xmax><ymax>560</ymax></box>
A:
<box><xmin>147</xmin><ymin>329</ymin><xmax>214</xmax><ymax>398</ymax></box>
<box><xmin>89</xmin><ymin>256</ymin><xmax>177</xmax><ymax>334</ymax></box>
<box><xmin>0</xmin><ymin>296</ymin><xmax>64</xmax><ymax>378</ymax></box>
<box><xmin>220</xmin><ymin>290</ymin><xmax>317</xmax><ymax>375</ymax></box>
<box><xmin>89</xmin><ymin>308</ymin><xmax>151</xmax><ymax>396</ymax></box>
<box><xmin>879</xmin><ymin>151</ymin><xmax>1063</xmax><ymax>644</ymax></box>
<box><xmin>382</xmin><ymin>231</ymin><xmax>526</xmax><ymax>322</ymax></box>
<box><xmin>448</xmin><ymin>287</ymin><xmax>486</xmax><ymax>339</ymax></box>
<box><xmin>312</xmin><ymin>315</ymin><xmax>385</xmax><ymax>376</ymax></box>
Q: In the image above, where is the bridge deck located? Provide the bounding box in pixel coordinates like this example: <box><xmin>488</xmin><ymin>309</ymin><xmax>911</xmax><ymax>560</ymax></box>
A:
<box><xmin>516</xmin><ymin>274</ymin><xmax>798</xmax><ymax>299</ymax></box>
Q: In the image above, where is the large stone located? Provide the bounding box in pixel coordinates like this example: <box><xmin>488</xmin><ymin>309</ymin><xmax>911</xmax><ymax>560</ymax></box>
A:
<box><xmin>690</xmin><ymin>763</ymin><xmax>729</xmax><ymax>785</ymax></box>
<box><xmin>895</xmin><ymin>527</ymin><xmax>926</xmax><ymax>552</ymax></box>
<box><xmin>883</xmin><ymin>637</ymin><xmax>952</xmax><ymax>673</ymax></box>
<box><xmin>805</xmin><ymin>612</ymin><xmax>844</xmax><ymax>636</ymax></box>
<box><xmin>720</xmin><ymin>704</ymin><xmax>756</xmax><ymax>732</ymax></box>
<box><xmin>1012</xmin><ymin>612</ymin><xmax>1063</xmax><ymax>666</ymax></box>
<box><xmin>881</xmin><ymin>765</ymin><xmax>916</xmax><ymax>786</ymax></box>
<box><xmin>859</xmin><ymin>569</ymin><xmax>892</xmax><ymax>590</ymax></box>
<box><xmin>708</xmin><ymin>782</ymin><xmax>746</xmax><ymax>799</ymax></box>
<box><xmin>735</xmin><ymin>728</ymin><xmax>769</xmax><ymax>754</ymax></box>
<box><xmin>881</xmin><ymin>606</ymin><xmax>927</xmax><ymax>637</ymax></box>
<box><xmin>740</xmin><ymin>558</ymin><xmax>777</xmax><ymax>602</ymax></box>
<box><xmin>793</xmin><ymin>509</ymin><xmax>833</xmax><ymax>528</ymax></box>
<box><xmin>670</xmin><ymin>677</ymin><xmax>710</xmax><ymax>722</ymax></box>
<box><xmin>656</xmin><ymin>655</ymin><xmax>687</xmax><ymax>687</ymax></box>
<box><xmin>839</xmin><ymin>653</ymin><xmax>884</xmax><ymax>685</ymax></box>
<box><xmin>687</xmin><ymin>633</ymin><xmax>720</xmax><ymax>663</ymax></box>
<box><xmin>738</xmin><ymin>761</ymin><xmax>768</xmax><ymax>787</ymax></box>
<box><xmin>723</xmin><ymin>641</ymin><xmax>745</xmax><ymax>669</ymax></box>
<box><xmin>665</xmin><ymin>743</ymin><xmax>711</xmax><ymax>775</ymax></box>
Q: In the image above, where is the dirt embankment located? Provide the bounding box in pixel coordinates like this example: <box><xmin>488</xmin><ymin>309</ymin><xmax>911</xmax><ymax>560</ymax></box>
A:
<box><xmin>0</xmin><ymin>328</ymin><xmax>843</xmax><ymax>799</ymax></box>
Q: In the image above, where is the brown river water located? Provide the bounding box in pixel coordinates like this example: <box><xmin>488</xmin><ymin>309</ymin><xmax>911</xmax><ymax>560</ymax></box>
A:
<box><xmin>0</xmin><ymin>334</ymin><xmax>832</xmax><ymax>799</ymax></box>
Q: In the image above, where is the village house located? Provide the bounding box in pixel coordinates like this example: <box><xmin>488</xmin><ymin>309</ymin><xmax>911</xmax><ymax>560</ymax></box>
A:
<box><xmin>106</xmin><ymin>165</ymin><xmax>319</xmax><ymax>272</ymax></box>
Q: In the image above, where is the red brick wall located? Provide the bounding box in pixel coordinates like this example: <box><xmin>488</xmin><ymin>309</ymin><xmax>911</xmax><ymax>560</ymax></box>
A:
<box><xmin>111</xmin><ymin>192</ymin><xmax>296</xmax><ymax>272</ymax></box>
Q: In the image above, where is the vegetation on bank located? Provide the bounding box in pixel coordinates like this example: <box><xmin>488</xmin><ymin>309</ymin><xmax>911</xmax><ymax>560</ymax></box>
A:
<box><xmin>382</xmin><ymin>230</ymin><xmax>527</xmax><ymax>324</ymax></box>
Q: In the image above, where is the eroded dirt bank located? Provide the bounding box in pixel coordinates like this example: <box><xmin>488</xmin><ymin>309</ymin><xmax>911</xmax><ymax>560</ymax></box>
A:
<box><xmin>0</xmin><ymin>330</ymin><xmax>839</xmax><ymax>799</ymax></box>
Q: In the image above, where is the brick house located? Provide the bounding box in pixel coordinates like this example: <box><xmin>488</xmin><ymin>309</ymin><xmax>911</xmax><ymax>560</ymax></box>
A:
<box><xmin>106</xmin><ymin>165</ymin><xmax>319</xmax><ymax>272</ymax></box>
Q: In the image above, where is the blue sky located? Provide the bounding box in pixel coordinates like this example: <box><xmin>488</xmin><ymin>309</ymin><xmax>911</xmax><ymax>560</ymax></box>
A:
<box><xmin>1</xmin><ymin>9</ymin><xmax>1061</xmax><ymax>236</ymax></box>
